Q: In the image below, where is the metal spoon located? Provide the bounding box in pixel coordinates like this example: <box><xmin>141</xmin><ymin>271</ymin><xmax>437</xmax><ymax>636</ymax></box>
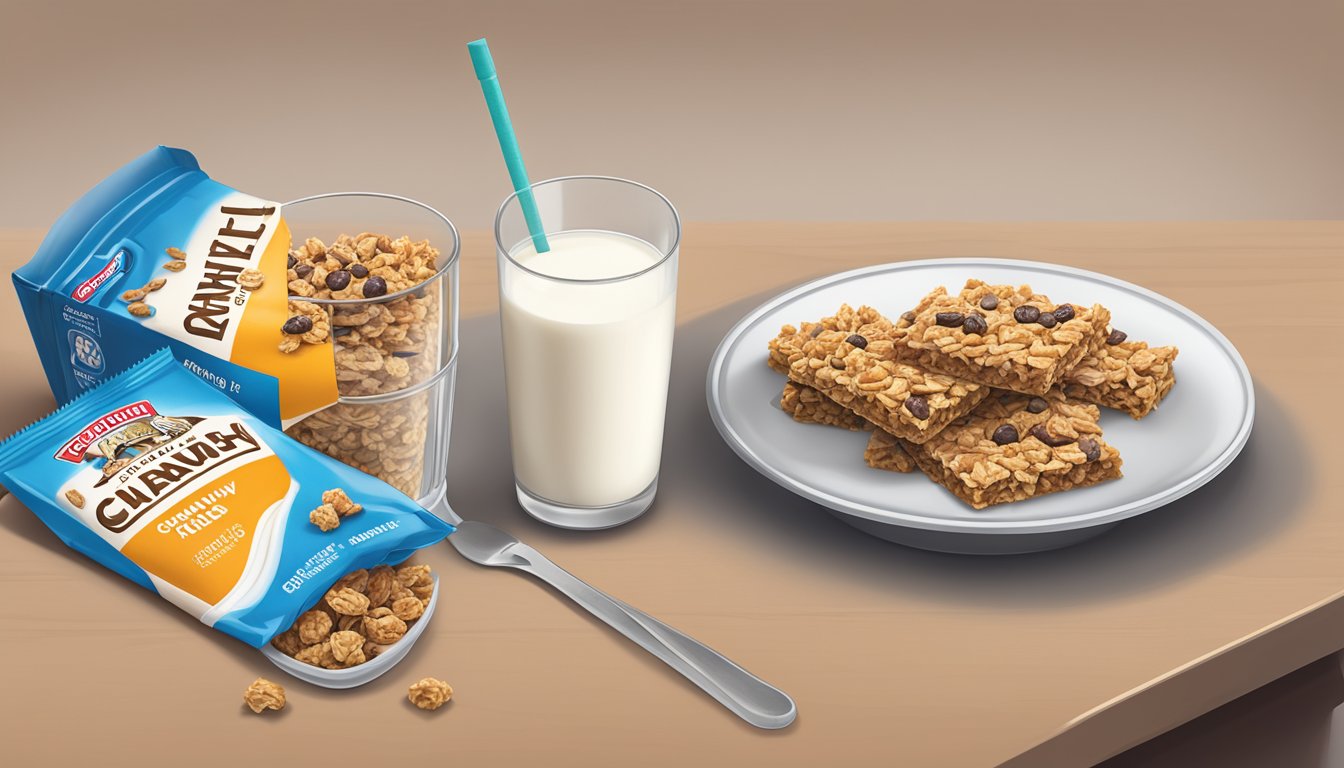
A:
<box><xmin>447</xmin><ymin>519</ymin><xmax>797</xmax><ymax>729</ymax></box>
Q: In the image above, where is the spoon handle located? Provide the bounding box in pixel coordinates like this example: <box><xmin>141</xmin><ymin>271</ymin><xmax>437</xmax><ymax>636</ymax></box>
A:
<box><xmin>511</xmin><ymin>544</ymin><xmax>797</xmax><ymax>729</ymax></box>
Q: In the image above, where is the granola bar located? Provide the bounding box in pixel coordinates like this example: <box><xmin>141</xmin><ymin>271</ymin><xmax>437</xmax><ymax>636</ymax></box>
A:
<box><xmin>900</xmin><ymin>390</ymin><xmax>1122</xmax><ymax>509</ymax></box>
<box><xmin>899</xmin><ymin>280</ymin><xmax>1110</xmax><ymax>396</ymax></box>
<box><xmin>780</xmin><ymin>381</ymin><xmax>869</xmax><ymax>430</ymax></box>
<box><xmin>770</xmin><ymin>305</ymin><xmax>990</xmax><ymax>444</ymax></box>
<box><xmin>1060</xmin><ymin>332</ymin><xmax>1178</xmax><ymax>419</ymax></box>
<box><xmin>864</xmin><ymin>429</ymin><xmax>915</xmax><ymax>473</ymax></box>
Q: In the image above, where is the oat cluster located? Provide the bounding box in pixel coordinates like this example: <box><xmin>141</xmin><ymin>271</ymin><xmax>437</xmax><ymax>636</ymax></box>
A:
<box><xmin>120</xmin><ymin>275</ymin><xmax>167</xmax><ymax>318</ymax></box>
<box><xmin>407</xmin><ymin>677</ymin><xmax>453</xmax><ymax>711</ymax></box>
<box><xmin>307</xmin><ymin>487</ymin><xmax>363</xmax><ymax>532</ymax></box>
<box><xmin>269</xmin><ymin>562</ymin><xmax>436</xmax><ymax>669</ymax></box>
<box><xmin>243</xmin><ymin>677</ymin><xmax>286</xmax><ymax>714</ymax></box>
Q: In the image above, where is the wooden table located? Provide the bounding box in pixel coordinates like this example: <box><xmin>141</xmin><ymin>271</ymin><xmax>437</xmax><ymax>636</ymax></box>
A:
<box><xmin>1</xmin><ymin>222</ymin><xmax>1341</xmax><ymax>767</ymax></box>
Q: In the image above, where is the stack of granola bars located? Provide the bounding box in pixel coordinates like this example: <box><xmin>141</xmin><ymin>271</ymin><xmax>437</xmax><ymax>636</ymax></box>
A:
<box><xmin>767</xmin><ymin>280</ymin><xmax>1179</xmax><ymax>509</ymax></box>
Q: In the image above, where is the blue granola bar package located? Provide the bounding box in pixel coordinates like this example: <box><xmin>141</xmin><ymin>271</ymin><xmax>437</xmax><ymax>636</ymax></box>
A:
<box><xmin>0</xmin><ymin>349</ymin><xmax>452</xmax><ymax>647</ymax></box>
<box><xmin>13</xmin><ymin>146</ymin><xmax>339</xmax><ymax>428</ymax></box>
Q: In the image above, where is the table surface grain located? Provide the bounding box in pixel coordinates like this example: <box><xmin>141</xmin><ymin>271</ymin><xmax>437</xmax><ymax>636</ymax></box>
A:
<box><xmin>0</xmin><ymin>221</ymin><xmax>1341</xmax><ymax>767</ymax></box>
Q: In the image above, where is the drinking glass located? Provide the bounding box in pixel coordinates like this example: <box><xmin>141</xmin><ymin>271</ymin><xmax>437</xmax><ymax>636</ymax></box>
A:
<box><xmin>495</xmin><ymin>176</ymin><xmax>680</xmax><ymax>529</ymax></box>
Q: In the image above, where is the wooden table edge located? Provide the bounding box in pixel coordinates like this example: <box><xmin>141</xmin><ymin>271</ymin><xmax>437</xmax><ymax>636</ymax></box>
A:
<box><xmin>1002</xmin><ymin>588</ymin><xmax>1344</xmax><ymax>767</ymax></box>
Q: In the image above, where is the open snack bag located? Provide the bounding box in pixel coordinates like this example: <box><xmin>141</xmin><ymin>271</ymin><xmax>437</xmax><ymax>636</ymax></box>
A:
<box><xmin>0</xmin><ymin>349</ymin><xmax>452</xmax><ymax>648</ymax></box>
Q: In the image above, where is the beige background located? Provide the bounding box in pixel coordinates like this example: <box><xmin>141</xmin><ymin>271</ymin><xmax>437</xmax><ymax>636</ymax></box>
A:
<box><xmin>0</xmin><ymin>0</ymin><xmax>1342</xmax><ymax>231</ymax></box>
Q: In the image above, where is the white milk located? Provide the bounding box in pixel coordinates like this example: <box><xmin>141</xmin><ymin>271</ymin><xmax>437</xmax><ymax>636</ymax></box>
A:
<box><xmin>501</xmin><ymin>230</ymin><xmax>676</xmax><ymax>507</ymax></box>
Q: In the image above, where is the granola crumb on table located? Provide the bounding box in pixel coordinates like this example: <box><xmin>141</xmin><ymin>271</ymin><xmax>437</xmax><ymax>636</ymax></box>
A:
<box><xmin>407</xmin><ymin>677</ymin><xmax>453</xmax><ymax>710</ymax></box>
<box><xmin>243</xmin><ymin>678</ymin><xmax>286</xmax><ymax>714</ymax></box>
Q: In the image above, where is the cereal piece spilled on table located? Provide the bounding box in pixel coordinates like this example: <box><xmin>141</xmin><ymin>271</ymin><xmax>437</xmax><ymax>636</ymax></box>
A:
<box><xmin>243</xmin><ymin>678</ymin><xmax>286</xmax><ymax>714</ymax></box>
<box><xmin>407</xmin><ymin>677</ymin><xmax>453</xmax><ymax>711</ymax></box>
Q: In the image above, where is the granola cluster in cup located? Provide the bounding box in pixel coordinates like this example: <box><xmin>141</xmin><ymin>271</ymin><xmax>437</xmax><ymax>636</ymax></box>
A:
<box><xmin>281</xmin><ymin>233</ymin><xmax>445</xmax><ymax>496</ymax></box>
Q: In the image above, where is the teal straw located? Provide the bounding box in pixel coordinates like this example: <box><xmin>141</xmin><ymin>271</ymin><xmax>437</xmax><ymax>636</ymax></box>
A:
<box><xmin>468</xmin><ymin>38</ymin><xmax>550</xmax><ymax>253</ymax></box>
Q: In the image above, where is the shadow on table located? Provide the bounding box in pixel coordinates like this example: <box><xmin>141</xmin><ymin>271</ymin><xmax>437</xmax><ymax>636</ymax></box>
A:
<box><xmin>446</xmin><ymin>290</ymin><xmax>1309</xmax><ymax>611</ymax></box>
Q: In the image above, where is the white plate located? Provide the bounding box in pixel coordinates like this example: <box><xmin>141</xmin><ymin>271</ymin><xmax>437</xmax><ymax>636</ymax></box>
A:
<box><xmin>706</xmin><ymin>259</ymin><xmax>1254</xmax><ymax>554</ymax></box>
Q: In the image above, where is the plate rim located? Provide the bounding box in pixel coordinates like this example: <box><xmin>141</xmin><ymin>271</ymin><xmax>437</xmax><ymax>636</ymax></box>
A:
<box><xmin>705</xmin><ymin>257</ymin><xmax>1256</xmax><ymax>535</ymax></box>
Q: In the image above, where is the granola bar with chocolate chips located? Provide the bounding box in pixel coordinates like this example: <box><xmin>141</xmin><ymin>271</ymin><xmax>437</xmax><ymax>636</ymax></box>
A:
<box><xmin>770</xmin><ymin>305</ymin><xmax>990</xmax><ymax>444</ymax></box>
<box><xmin>864</xmin><ymin>429</ymin><xmax>915</xmax><ymax>473</ymax></box>
<box><xmin>900</xmin><ymin>390</ymin><xmax>1122</xmax><ymax>509</ymax></box>
<box><xmin>898</xmin><ymin>280</ymin><xmax>1111</xmax><ymax>396</ymax></box>
<box><xmin>780</xmin><ymin>381</ymin><xmax>870</xmax><ymax>430</ymax></box>
<box><xmin>1060</xmin><ymin>334</ymin><xmax>1178</xmax><ymax>419</ymax></box>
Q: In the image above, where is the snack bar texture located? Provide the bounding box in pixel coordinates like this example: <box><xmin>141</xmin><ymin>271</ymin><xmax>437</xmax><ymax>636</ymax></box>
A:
<box><xmin>1060</xmin><ymin>335</ymin><xmax>1179</xmax><ymax>418</ymax></box>
<box><xmin>769</xmin><ymin>305</ymin><xmax>991</xmax><ymax>444</ymax></box>
<box><xmin>899</xmin><ymin>390</ymin><xmax>1123</xmax><ymax>509</ymax></box>
<box><xmin>0</xmin><ymin>350</ymin><xmax>453</xmax><ymax>647</ymax></box>
<box><xmin>898</xmin><ymin>280</ymin><xmax>1110</xmax><ymax>396</ymax></box>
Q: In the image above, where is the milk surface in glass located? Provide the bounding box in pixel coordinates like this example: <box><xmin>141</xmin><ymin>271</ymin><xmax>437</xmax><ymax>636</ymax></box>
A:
<box><xmin>501</xmin><ymin>230</ymin><xmax>675</xmax><ymax>507</ymax></box>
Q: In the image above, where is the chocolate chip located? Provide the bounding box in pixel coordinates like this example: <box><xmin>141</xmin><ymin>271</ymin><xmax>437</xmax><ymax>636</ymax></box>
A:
<box><xmin>1078</xmin><ymin>437</ymin><xmax>1101</xmax><ymax>462</ymax></box>
<box><xmin>962</xmin><ymin>314</ymin><xmax>988</xmax><ymax>335</ymax></box>
<box><xmin>391</xmin><ymin>350</ymin><xmax>418</xmax><ymax>358</ymax></box>
<box><xmin>845</xmin><ymin>334</ymin><xmax>868</xmax><ymax>349</ymax></box>
<box><xmin>326</xmin><ymin>269</ymin><xmax>351</xmax><ymax>291</ymax></box>
<box><xmin>287</xmin><ymin>254</ymin><xmax>296</xmax><ymax>269</ymax></box>
<box><xmin>991</xmin><ymin>424</ymin><xmax>1019</xmax><ymax>445</ymax></box>
<box><xmin>363</xmin><ymin>276</ymin><xmax>388</xmax><ymax>298</ymax></box>
<box><xmin>1028</xmin><ymin>424</ymin><xmax>1073</xmax><ymax>447</ymax></box>
<box><xmin>901</xmin><ymin>311</ymin><xmax>917</xmax><ymax>324</ymax></box>
<box><xmin>294</xmin><ymin>263</ymin><xmax>313</xmax><ymax>278</ymax></box>
<box><xmin>333</xmin><ymin>327</ymin><xmax>352</xmax><ymax>338</ymax></box>
<box><xmin>935</xmin><ymin>312</ymin><xmax>964</xmax><ymax>327</ymax></box>
<box><xmin>809</xmin><ymin>324</ymin><xmax>824</xmax><ymax>338</ymax></box>
<box><xmin>979</xmin><ymin>294</ymin><xmax>999</xmax><ymax>311</ymax></box>
<box><xmin>282</xmin><ymin>316</ymin><xmax>312</xmax><ymax>335</ymax></box>
<box><xmin>349</xmin><ymin>263</ymin><xmax>369</xmax><ymax>278</ymax></box>
<box><xmin>1053</xmin><ymin>304</ymin><xmax>1075</xmax><ymax>323</ymax></box>
<box><xmin>1037</xmin><ymin>312</ymin><xmax>1057</xmax><ymax>329</ymax></box>
<box><xmin>1013</xmin><ymin>305</ymin><xmax>1041</xmax><ymax>323</ymax></box>
<box><xmin>1107</xmin><ymin>329</ymin><xmax>1128</xmax><ymax>345</ymax></box>
<box><xmin>904</xmin><ymin>395</ymin><xmax>930</xmax><ymax>420</ymax></box>
<box><xmin>1026</xmin><ymin>397</ymin><xmax>1049</xmax><ymax>414</ymax></box>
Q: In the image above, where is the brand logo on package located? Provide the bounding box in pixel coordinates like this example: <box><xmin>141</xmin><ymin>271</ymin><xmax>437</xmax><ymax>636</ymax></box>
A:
<box><xmin>70</xmin><ymin>249</ymin><xmax>128</xmax><ymax>303</ymax></box>
<box><xmin>54</xmin><ymin>400</ymin><xmax>159</xmax><ymax>463</ymax></box>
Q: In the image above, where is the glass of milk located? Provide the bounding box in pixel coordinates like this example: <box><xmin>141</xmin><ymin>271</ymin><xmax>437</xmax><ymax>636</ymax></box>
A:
<box><xmin>494</xmin><ymin>176</ymin><xmax>679</xmax><ymax>529</ymax></box>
